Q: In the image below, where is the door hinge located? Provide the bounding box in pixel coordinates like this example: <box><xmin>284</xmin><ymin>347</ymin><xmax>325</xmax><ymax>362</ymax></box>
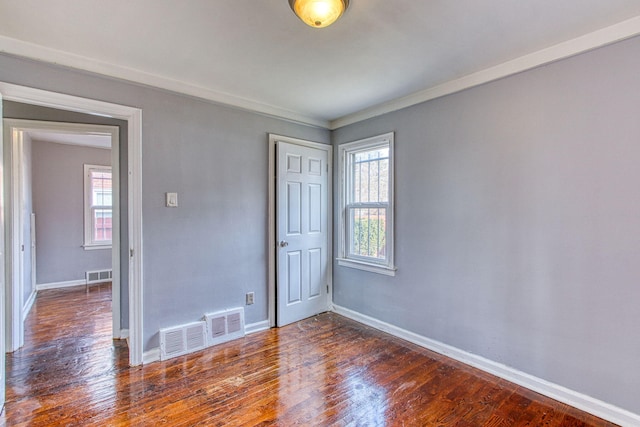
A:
<box><xmin>130</xmin><ymin>248</ymin><xmax>134</xmax><ymax>258</ymax></box>
<box><xmin>326</xmin><ymin>284</ymin><xmax>329</xmax><ymax>293</ymax></box>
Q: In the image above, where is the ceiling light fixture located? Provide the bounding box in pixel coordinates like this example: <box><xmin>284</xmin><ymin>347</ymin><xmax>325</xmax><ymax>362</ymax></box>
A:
<box><xmin>288</xmin><ymin>0</ymin><xmax>350</xmax><ymax>28</ymax></box>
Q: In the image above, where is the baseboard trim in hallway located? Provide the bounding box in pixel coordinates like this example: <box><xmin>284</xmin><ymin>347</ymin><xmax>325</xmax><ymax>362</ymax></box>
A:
<box><xmin>35</xmin><ymin>279</ymin><xmax>85</xmax><ymax>291</ymax></box>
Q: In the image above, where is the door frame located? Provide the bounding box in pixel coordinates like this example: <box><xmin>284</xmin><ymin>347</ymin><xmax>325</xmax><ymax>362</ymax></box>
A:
<box><xmin>0</xmin><ymin>92</ymin><xmax>5</xmax><ymax>409</ymax></box>
<box><xmin>3</xmin><ymin>119</ymin><xmax>120</xmax><ymax>351</ymax></box>
<box><xmin>0</xmin><ymin>82</ymin><xmax>144</xmax><ymax>366</ymax></box>
<box><xmin>267</xmin><ymin>134</ymin><xmax>333</xmax><ymax>328</ymax></box>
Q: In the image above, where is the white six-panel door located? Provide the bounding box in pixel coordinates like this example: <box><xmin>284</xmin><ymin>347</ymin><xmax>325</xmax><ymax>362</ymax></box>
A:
<box><xmin>276</xmin><ymin>141</ymin><xmax>329</xmax><ymax>326</ymax></box>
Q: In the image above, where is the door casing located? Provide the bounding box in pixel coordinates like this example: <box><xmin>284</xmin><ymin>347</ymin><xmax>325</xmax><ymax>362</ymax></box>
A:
<box><xmin>0</xmin><ymin>91</ymin><xmax>6</xmax><ymax>410</ymax></box>
<box><xmin>0</xmin><ymin>82</ymin><xmax>144</xmax><ymax>366</ymax></box>
<box><xmin>268</xmin><ymin>134</ymin><xmax>333</xmax><ymax>328</ymax></box>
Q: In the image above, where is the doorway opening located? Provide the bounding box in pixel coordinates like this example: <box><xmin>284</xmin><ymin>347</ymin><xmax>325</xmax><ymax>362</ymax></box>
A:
<box><xmin>0</xmin><ymin>82</ymin><xmax>144</xmax><ymax>368</ymax></box>
<box><xmin>3</xmin><ymin>120</ymin><xmax>120</xmax><ymax>351</ymax></box>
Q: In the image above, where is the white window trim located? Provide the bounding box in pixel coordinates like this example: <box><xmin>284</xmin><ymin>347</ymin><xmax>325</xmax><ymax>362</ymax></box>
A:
<box><xmin>338</xmin><ymin>132</ymin><xmax>396</xmax><ymax>276</ymax></box>
<box><xmin>84</xmin><ymin>163</ymin><xmax>113</xmax><ymax>250</ymax></box>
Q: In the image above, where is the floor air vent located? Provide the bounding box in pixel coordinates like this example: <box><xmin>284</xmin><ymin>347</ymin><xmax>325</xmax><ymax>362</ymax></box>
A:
<box><xmin>204</xmin><ymin>307</ymin><xmax>245</xmax><ymax>347</ymax></box>
<box><xmin>159</xmin><ymin>321</ymin><xmax>207</xmax><ymax>360</ymax></box>
<box><xmin>85</xmin><ymin>269</ymin><xmax>112</xmax><ymax>284</ymax></box>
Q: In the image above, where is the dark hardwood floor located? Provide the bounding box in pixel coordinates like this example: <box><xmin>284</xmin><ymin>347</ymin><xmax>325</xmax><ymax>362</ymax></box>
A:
<box><xmin>1</xmin><ymin>285</ymin><xmax>617</xmax><ymax>426</ymax></box>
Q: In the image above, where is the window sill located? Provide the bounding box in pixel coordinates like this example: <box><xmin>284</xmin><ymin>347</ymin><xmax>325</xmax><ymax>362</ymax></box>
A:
<box><xmin>83</xmin><ymin>244</ymin><xmax>112</xmax><ymax>251</ymax></box>
<box><xmin>336</xmin><ymin>258</ymin><xmax>396</xmax><ymax>276</ymax></box>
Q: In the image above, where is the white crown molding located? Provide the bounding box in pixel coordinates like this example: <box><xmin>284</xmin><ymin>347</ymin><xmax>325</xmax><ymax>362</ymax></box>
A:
<box><xmin>0</xmin><ymin>35</ymin><xmax>329</xmax><ymax>129</ymax></box>
<box><xmin>330</xmin><ymin>15</ymin><xmax>640</xmax><ymax>130</ymax></box>
<box><xmin>332</xmin><ymin>304</ymin><xmax>640</xmax><ymax>427</ymax></box>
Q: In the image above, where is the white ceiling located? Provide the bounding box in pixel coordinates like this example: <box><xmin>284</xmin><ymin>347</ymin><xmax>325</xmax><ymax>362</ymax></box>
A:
<box><xmin>1</xmin><ymin>1</ymin><xmax>640</xmax><ymax>128</ymax></box>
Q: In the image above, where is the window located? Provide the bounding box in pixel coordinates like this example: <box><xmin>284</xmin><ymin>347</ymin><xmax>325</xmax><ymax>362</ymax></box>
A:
<box><xmin>84</xmin><ymin>164</ymin><xmax>112</xmax><ymax>249</ymax></box>
<box><xmin>338</xmin><ymin>132</ymin><xmax>395</xmax><ymax>275</ymax></box>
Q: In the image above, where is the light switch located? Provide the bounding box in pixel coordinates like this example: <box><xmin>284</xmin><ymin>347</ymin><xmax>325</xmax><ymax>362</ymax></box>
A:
<box><xmin>166</xmin><ymin>192</ymin><xmax>178</xmax><ymax>207</ymax></box>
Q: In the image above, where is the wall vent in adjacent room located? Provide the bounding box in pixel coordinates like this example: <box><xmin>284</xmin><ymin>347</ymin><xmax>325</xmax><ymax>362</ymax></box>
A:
<box><xmin>204</xmin><ymin>307</ymin><xmax>245</xmax><ymax>347</ymax></box>
<box><xmin>85</xmin><ymin>269</ymin><xmax>112</xmax><ymax>285</ymax></box>
<box><xmin>159</xmin><ymin>321</ymin><xmax>207</xmax><ymax>361</ymax></box>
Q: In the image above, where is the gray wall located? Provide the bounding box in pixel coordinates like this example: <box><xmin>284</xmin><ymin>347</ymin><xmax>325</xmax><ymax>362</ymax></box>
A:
<box><xmin>332</xmin><ymin>35</ymin><xmax>640</xmax><ymax>414</ymax></box>
<box><xmin>3</xmin><ymin>100</ymin><xmax>130</xmax><ymax>329</ymax></box>
<box><xmin>31</xmin><ymin>140</ymin><xmax>112</xmax><ymax>284</ymax></box>
<box><xmin>0</xmin><ymin>53</ymin><xmax>330</xmax><ymax>350</ymax></box>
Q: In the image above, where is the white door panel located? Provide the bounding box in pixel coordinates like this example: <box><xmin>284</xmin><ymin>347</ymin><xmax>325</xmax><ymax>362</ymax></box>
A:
<box><xmin>277</xmin><ymin>141</ymin><xmax>328</xmax><ymax>326</ymax></box>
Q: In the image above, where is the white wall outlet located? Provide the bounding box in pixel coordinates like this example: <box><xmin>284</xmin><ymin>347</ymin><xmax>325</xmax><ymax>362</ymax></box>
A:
<box><xmin>166</xmin><ymin>192</ymin><xmax>178</xmax><ymax>207</ymax></box>
<box><xmin>246</xmin><ymin>292</ymin><xmax>255</xmax><ymax>305</ymax></box>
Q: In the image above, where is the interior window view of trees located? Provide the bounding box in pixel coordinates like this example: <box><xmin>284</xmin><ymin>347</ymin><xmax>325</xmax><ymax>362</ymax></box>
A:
<box><xmin>348</xmin><ymin>146</ymin><xmax>389</xmax><ymax>260</ymax></box>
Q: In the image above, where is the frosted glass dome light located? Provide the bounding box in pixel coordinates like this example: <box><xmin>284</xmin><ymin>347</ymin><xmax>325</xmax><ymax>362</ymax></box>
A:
<box><xmin>289</xmin><ymin>0</ymin><xmax>350</xmax><ymax>28</ymax></box>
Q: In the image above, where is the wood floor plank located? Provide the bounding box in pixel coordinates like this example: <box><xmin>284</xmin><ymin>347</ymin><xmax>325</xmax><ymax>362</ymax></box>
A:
<box><xmin>0</xmin><ymin>284</ymin><xmax>620</xmax><ymax>426</ymax></box>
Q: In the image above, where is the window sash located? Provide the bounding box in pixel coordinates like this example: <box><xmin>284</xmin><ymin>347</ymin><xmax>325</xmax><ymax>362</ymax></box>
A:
<box><xmin>348</xmin><ymin>148</ymin><xmax>389</xmax><ymax>205</ymax></box>
<box><xmin>91</xmin><ymin>207</ymin><xmax>113</xmax><ymax>242</ymax></box>
<box><xmin>84</xmin><ymin>164</ymin><xmax>112</xmax><ymax>247</ymax></box>
<box><xmin>345</xmin><ymin>204</ymin><xmax>389</xmax><ymax>263</ymax></box>
<box><xmin>339</xmin><ymin>133</ymin><xmax>394</xmax><ymax>273</ymax></box>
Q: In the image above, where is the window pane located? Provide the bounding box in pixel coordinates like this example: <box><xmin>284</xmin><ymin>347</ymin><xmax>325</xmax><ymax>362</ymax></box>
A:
<box><xmin>349</xmin><ymin>207</ymin><xmax>386</xmax><ymax>259</ymax></box>
<box><xmin>340</xmin><ymin>134</ymin><xmax>394</xmax><ymax>273</ymax></box>
<box><xmin>91</xmin><ymin>171</ymin><xmax>112</xmax><ymax>207</ymax></box>
<box><xmin>93</xmin><ymin>209</ymin><xmax>112</xmax><ymax>242</ymax></box>
<box><xmin>351</xmin><ymin>148</ymin><xmax>389</xmax><ymax>203</ymax></box>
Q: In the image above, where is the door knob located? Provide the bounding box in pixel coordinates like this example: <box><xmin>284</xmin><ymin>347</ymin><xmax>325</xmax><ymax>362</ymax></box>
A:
<box><xmin>279</xmin><ymin>241</ymin><xmax>289</xmax><ymax>248</ymax></box>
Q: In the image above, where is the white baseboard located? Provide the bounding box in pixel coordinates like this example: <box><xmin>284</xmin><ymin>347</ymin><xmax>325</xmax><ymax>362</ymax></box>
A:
<box><xmin>143</xmin><ymin>347</ymin><xmax>161</xmax><ymax>364</ymax></box>
<box><xmin>36</xmin><ymin>279</ymin><xmax>85</xmax><ymax>291</ymax></box>
<box><xmin>22</xmin><ymin>290</ymin><xmax>37</xmax><ymax>321</ymax></box>
<box><xmin>332</xmin><ymin>304</ymin><xmax>640</xmax><ymax>427</ymax></box>
<box><xmin>245</xmin><ymin>320</ymin><xmax>269</xmax><ymax>335</ymax></box>
<box><xmin>119</xmin><ymin>329</ymin><xmax>130</xmax><ymax>340</ymax></box>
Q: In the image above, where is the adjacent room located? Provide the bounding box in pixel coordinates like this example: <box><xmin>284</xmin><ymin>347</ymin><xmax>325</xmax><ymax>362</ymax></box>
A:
<box><xmin>0</xmin><ymin>1</ymin><xmax>639</xmax><ymax>425</ymax></box>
